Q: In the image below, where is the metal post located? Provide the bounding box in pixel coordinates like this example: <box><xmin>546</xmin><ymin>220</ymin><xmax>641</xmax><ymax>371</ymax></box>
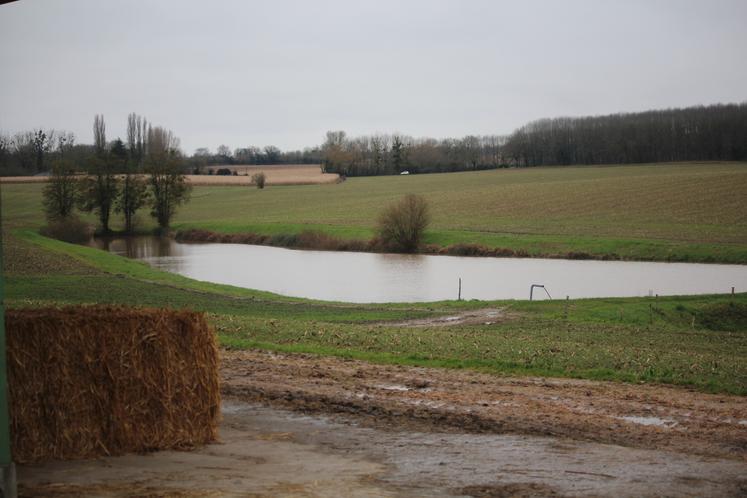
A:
<box><xmin>458</xmin><ymin>278</ymin><xmax>462</xmax><ymax>301</ymax></box>
<box><xmin>0</xmin><ymin>188</ymin><xmax>16</xmax><ymax>498</ymax></box>
<box><xmin>530</xmin><ymin>284</ymin><xmax>552</xmax><ymax>301</ymax></box>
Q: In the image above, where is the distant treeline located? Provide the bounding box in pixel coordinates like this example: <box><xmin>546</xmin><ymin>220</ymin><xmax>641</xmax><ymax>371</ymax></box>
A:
<box><xmin>320</xmin><ymin>131</ymin><xmax>508</xmax><ymax>176</ymax></box>
<box><xmin>189</xmin><ymin>145</ymin><xmax>322</xmax><ymax>169</ymax></box>
<box><xmin>0</xmin><ymin>112</ymin><xmax>182</xmax><ymax>177</ymax></box>
<box><xmin>2</xmin><ymin>102</ymin><xmax>745</xmax><ymax>177</ymax></box>
<box><xmin>502</xmin><ymin>103</ymin><xmax>747</xmax><ymax>167</ymax></box>
<box><xmin>0</xmin><ymin>130</ymin><xmax>89</xmax><ymax>176</ymax></box>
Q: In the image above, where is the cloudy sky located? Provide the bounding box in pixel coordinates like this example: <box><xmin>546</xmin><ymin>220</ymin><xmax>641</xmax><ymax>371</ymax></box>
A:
<box><xmin>1</xmin><ymin>0</ymin><xmax>745</xmax><ymax>153</ymax></box>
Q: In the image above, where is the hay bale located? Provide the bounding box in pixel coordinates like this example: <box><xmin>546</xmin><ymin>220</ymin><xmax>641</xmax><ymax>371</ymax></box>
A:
<box><xmin>5</xmin><ymin>306</ymin><xmax>220</xmax><ymax>463</ymax></box>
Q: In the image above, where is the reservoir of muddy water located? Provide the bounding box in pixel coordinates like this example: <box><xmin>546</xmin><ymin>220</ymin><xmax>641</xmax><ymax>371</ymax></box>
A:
<box><xmin>91</xmin><ymin>236</ymin><xmax>747</xmax><ymax>303</ymax></box>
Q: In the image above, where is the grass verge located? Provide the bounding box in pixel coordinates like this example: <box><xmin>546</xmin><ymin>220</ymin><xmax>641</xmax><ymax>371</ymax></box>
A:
<box><xmin>4</xmin><ymin>229</ymin><xmax>746</xmax><ymax>395</ymax></box>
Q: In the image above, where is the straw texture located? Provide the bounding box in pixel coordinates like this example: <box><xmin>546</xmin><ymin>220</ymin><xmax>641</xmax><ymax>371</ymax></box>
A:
<box><xmin>5</xmin><ymin>306</ymin><xmax>220</xmax><ymax>463</ymax></box>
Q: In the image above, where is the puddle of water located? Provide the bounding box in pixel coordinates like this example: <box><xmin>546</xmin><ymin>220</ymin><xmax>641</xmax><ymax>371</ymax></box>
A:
<box><xmin>616</xmin><ymin>416</ymin><xmax>678</xmax><ymax>428</ymax></box>
<box><xmin>376</xmin><ymin>384</ymin><xmax>413</xmax><ymax>392</ymax></box>
<box><xmin>89</xmin><ymin>236</ymin><xmax>747</xmax><ymax>303</ymax></box>
<box><xmin>406</xmin><ymin>399</ymin><xmax>446</xmax><ymax>409</ymax></box>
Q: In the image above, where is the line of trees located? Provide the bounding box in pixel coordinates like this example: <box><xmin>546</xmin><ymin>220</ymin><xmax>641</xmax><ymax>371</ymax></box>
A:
<box><xmin>0</xmin><ymin>129</ymin><xmax>88</xmax><ymax>176</ymax></box>
<box><xmin>188</xmin><ymin>144</ymin><xmax>322</xmax><ymax>171</ymax></box>
<box><xmin>5</xmin><ymin>102</ymin><xmax>746</xmax><ymax>179</ymax></box>
<box><xmin>502</xmin><ymin>103</ymin><xmax>747</xmax><ymax>167</ymax></box>
<box><xmin>320</xmin><ymin>131</ymin><xmax>509</xmax><ymax>176</ymax></box>
<box><xmin>42</xmin><ymin>114</ymin><xmax>190</xmax><ymax>236</ymax></box>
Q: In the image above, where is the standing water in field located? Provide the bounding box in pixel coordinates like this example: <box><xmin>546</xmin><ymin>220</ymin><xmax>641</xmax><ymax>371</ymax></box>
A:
<box><xmin>90</xmin><ymin>236</ymin><xmax>747</xmax><ymax>303</ymax></box>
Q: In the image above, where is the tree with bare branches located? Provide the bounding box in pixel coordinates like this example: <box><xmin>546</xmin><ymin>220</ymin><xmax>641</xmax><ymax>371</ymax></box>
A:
<box><xmin>376</xmin><ymin>194</ymin><xmax>430</xmax><ymax>252</ymax></box>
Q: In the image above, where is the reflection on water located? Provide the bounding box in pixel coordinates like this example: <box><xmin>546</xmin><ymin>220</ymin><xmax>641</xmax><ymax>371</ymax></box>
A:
<box><xmin>92</xmin><ymin>236</ymin><xmax>181</xmax><ymax>259</ymax></box>
<box><xmin>89</xmin><ymin>236</ymin><xmax>747</xmax><ymax>303</ymax></box>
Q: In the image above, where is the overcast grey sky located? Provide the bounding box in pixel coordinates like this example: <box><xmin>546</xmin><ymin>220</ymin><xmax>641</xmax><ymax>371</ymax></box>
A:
<box><xmin>1</xmin><ymin>0</ymin><xmax>746</xmax><ymax>153</ymax></box>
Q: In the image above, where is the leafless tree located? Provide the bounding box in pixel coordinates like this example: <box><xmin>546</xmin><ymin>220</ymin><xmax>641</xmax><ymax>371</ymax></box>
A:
<box><xmin>93</xmin><ymin>114</ymin><xmax>106</xmax><ymax>155</ymax></box>
<box><xmin>216</xmin><ymin>144</ymin><xmax>232</xmax><ymax>160</ymax></box>
<box><xmin>147</xmin><ymin>125</ymin><xmax>180</xmax><ymax>157</ymax></box>
<box><xmin>127</xmin><ymin>113</ymin><xmax>147</xmax><ymax>168</ymax></box>
<box><xmin>145</xmin><ymin>125</ymin><xmax>190</xmax><ymax>231</ymax></box>
<box><xmin>377</xmin><ymin>194</ymin><xmax>431</xmax><ymax>252</ymax></box>
<box><xmin>42</xmin><ymin>159</ymin><xmax>79</xmax><ymax>221</ymax></box>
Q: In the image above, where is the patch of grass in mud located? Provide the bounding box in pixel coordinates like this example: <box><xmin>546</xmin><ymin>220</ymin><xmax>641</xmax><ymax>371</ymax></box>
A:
<box><xmin>4</xmin><ymin>224</ymin><xmax>747</xmax><ymax>396</ymax></box>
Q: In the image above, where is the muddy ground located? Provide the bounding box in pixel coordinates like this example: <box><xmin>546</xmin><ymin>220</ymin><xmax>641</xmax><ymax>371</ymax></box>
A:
<box><xmin>221</xmin><ymin>349</ymin><xmax>747</xmax><ymax>461</ymax></box>
<box><xmin>19</xmin><ymin>349</ymin><xmax>747</xmax><ymax>497</ymax></box>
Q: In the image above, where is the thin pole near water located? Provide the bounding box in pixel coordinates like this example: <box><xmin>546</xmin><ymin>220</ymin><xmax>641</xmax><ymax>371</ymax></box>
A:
<box><xmin>458</xmin><ymin>278</ymin><xmax>462</xmax><ymax>301</ymax></box>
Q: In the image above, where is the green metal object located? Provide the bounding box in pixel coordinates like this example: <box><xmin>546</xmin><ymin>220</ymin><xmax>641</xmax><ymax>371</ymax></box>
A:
<box><xmin>0</xmin><ymin>188</ymin><xmax>16</xmax><ymax>498</ymax></box>
<box><xmin>0</xmin><ymin>227</ymin><xmax>10</xmax><ymax>464</ymax></box>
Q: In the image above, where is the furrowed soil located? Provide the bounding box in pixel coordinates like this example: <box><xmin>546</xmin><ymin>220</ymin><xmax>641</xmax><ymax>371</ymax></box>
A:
<box><xmin>220</xmin><ymin>349</ymin><xmax>747</xmax><ymax>461</ymax></box>
<box><xmin>21</xmin><ymin>349</ymin><xmax>747</xmax><ymax>497</ymax></box>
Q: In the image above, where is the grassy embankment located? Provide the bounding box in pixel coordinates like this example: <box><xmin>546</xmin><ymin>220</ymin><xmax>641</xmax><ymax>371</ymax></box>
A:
<box><xmin>4</xmin><ymin>161</ymin><xmax>747</xmax><ymax>263</ymax></box>
<box><xmin>3</xmin><ymin>167</ymin><xmax>747</xmax><ymax>394</ymax></box>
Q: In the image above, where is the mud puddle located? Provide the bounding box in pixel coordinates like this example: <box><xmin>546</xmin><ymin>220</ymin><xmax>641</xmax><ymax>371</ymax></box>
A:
<box><xmin>385</xmin><ymin>308</ymin><xmax>510</xmax><ymax>327</ymax></box>
<box><xmin>222</xmin><ymin>350</ymin><xmax>747</xmax><ymax>461</ymax></box>
<box><xmin>20</xmin><ymin>400</ymin><xmax>747</xmax><ymax>497</ymax></box>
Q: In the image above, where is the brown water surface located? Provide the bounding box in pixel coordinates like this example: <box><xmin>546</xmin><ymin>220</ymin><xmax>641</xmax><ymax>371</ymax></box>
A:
<box><xmin>90</xmin><ymin>236</ymin><xmax>747</xmax><ymax>303</ymax></box>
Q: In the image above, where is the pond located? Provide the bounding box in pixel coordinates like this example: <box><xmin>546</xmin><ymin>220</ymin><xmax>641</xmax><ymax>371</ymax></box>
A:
<box><xmin>90</xmin><ymin>236</ymin><xmax>747</xmax><ymax>303</ymax></box>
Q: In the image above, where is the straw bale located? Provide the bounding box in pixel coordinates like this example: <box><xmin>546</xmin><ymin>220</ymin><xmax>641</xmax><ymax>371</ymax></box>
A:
<box><xmin>5</xmin><ymin>306</ymin><xmax>220</xmax><ymax>463</ymax></box>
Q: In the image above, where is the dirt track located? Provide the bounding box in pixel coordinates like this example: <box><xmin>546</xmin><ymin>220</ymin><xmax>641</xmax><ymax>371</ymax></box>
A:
<box><xmin>222</xmin><ymin>349</ymin><xmax>747</xmax><ymax>461</ymax></box>
<box><xmin>18</xmin><ymin>349</ymin><xmax>747</xmax><ymax>497</ymax></box>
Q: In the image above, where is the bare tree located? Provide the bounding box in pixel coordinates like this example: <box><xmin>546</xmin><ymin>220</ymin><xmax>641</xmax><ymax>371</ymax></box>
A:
<box><xmin>0</xmin><ymin>134</ymin><xmax>11</xmax><ymax>174</ymax></box>
<box><xmin>376</xmin><ymin>194</ymin><xmax>430</xmax><ymax>252</ymax></box>
<box><xmin>126</xmin><ymin>113</ymin><xmax>149</xmax><ymax>169</ymax></box>
<box><xmin>78</xmin><ymin>156</ymin><xmax>118</xmax><ymax>234</ymax></box>
<box><xmin>145</xmin><ymin>126</ymin><xmax>190</xmax><ymax>231</ymax></box>
<box><xmin>56</xmin><ymin>132</ymin><xmax>76</xmax><ymax>159</ymax></box>
<box><xmin>31</xmin><ymin>129</ymin><xmax>55</xmax><ymax>173</ymax></box>
<box><xmin>42</xmin><ymin>159</ymin><xmax>79</xmax><ymax>221</ymax></box>
<box><xmin>116</xmin><ymin>146</ymin><xmax>149</xmax><ymax>234</ymax></box>
<box><xmin>93</xmin><ymin>114</ymin><xmax>106</xmax><ymax>155</ymax></box>
<box><xmin>78</xmin><ymin>116</ymin><xmax>119</xmax><ymax>233</ymax></box>
<box><xmin>251</xmin><ymin>171</ymin><xmax>266</xmax><ymax>189</ymax></box>
<box><xmin>147</xmin><ymin>125</ymin><xmax>180</xmax><ymax>157</ymax></box>
<box><xmin>216</xmin><ymin>144</ymin><xmax>232</xmax><ymax>160</ymax></box>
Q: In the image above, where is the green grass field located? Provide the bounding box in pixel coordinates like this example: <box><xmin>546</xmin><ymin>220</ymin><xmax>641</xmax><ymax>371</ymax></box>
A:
<box><xmin>2</xmin><ymin>226</ymin><xmax>746</xmax><ymax>395</ymax></box>
<box><xmin>2</xmin><ymin>162</ymin><xmax>746</xmax><ymax>394</ymax></box>
<box><xmin>5</xmin><ymin>161</ymin><xmax>747</xmax><ymax>262</ymax></box>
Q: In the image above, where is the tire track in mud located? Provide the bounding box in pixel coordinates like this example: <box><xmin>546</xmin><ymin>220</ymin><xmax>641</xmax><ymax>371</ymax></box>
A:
<box><xmin>221</xmin><ymin>349</ymin><xmax>747</xmax><ymax>461</ymax></box>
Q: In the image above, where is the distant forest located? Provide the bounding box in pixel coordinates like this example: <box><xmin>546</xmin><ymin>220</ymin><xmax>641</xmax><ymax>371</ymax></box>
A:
<box><xmin>1</xmin><ymin>103</ymin><xmax>745</xmax><ymax>176</ymax></box>
<box><xmin>502</xmin><ymin>103</ymin><xmax>747</xmax><ymax>167</ymax></box>
<box><xmin>323</xmin><ymin>103</ymin><xmax>747</xmax><ymax>175</ymax></box>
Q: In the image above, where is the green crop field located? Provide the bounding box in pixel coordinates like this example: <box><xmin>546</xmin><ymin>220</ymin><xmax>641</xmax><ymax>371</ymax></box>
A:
<box><xmin>4</xmin><ymin>161</ymin><xmax>747</xmax><ymax>262</ymax></box>
<box><xmin>2</xmin><ymin>229</ymin><xmax>746</xmax><ymax>394</ymax></box>
<box><xmin>2</xmin><ymin>162</ymin><xmax>747</xmax><ymax>394</ymax></box>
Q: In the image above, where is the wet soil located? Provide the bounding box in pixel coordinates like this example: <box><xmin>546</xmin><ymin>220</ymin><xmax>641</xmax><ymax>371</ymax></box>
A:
<box><xmin>221</xmin><ymin>349</ymin><xmax>747</xmax><ymax>461</ymax></box>
<box><xmin>383</xmin><ymin>307</ymin><xmax>511</xmax><ymax>327</ymax></box>
<box><xmin>20</xmin><ymin>401</ymin><xmax>747</xmax><ymax>497</ymax></box>
<box><xmin>18</xmin><ymin>349</ymin><xmax>747</xmax><ymax>497</ymax></box>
